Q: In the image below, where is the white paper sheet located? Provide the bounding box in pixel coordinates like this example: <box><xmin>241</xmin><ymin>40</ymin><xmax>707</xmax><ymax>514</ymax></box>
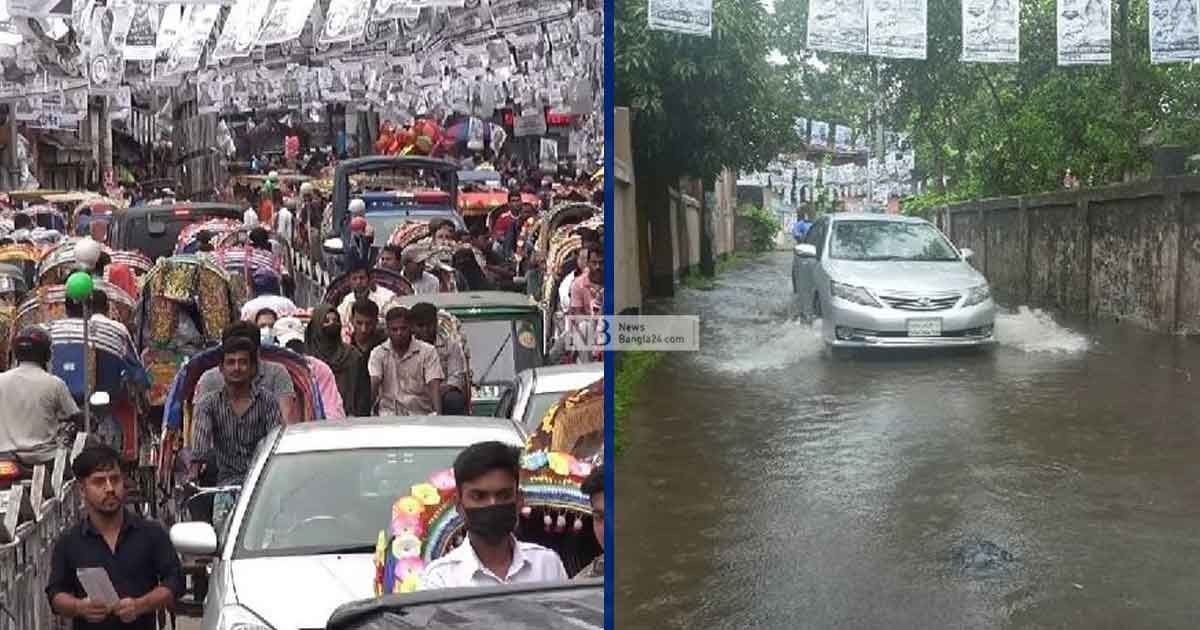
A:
<box><xmin>962</xmin><ymin>0</ymin><xmax>1020</xmax><ymax>62</ymax></box>
<box><xmin>807</xmin><ymin>0</ymin><xmax>868</xmax><ymax>54</ymax></box>
<box><xmin>1057</xmin><ymin>0</ymin><xmax>1111</xmax><ymax>65</ymax></box>
<box><xmin>76</xmin><ymin>568</ymin><xmax>119</xmax><ymax>605</ymax></box>
<box><xmin>1150</xmin><ymin>0</ymin><xmax>1200</xmax><ymax>63</ymax></box>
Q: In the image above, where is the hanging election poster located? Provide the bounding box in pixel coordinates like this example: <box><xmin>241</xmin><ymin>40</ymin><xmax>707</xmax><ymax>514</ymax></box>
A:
<box><xmin>962</xmin><ymin>0</ymin><xmax>1020</xmax><ymax>62</ymax></box>
<box><xmin>869</xmin><ymin>0</ymin><xmax>927</xmax><ymax>59</ymax></box>
<box><xmin>161</xmin><ymin>4</ymin><xmax>219</xmax><ymax>76</ymax></box>
<box><xmin>793</xmin><ymin>117</ymin><xmax>808</xmax><ymax>141</ymax></box>
<box><xmin>124</xmin><ymin>2</ymin><xmax>159</xmax><ymax>60</ymax></box>
<box><xmin>1057</xmin><ymin>0</ymin><xmax>1111</xmax><ymax>64</ymax></box>
<box><xmin>85</xmin><ymin>0</ymin><xmax>133</xmax><ymax>96</ymax></box>
<box><xmin>155</xmin><ymin>4</ymin><xmax>184</xmax><ymax>55</ymax></box>
<box><xmin>258</xmin><ymin>0</ymin><xmax>319</xmax><ymax>46</ymax></box>
<box><xmin>810</xmin><ymin>120</ymin><xmax>830</xmax><ymax>149</ymax></box>
<box><xmin>647</xmin><ymin>0</ymin><xmax>713</xmax><ymax>36</ymax></box>
<box><xmin>854</xmin><ymin>129</ymin><xmax>870</xmax><ymax>153</ymax></box>
<box><xmin>320</xmin><ymin>0</ymin><xmax>371</xmax><ymax>45</ymax></box>
<box><xmin>212</xmin><ymin>0</ymin><xmax>273</xmax><ymax>61</ymax></box>
<box><xmin>373</xmin><ymin>0</ymin><xmax>421</xmax><ymax>22</ymax></box>
<box><xmin>807</xmin><ymin>0</ymin><xmax>867</xmax><ymax>54</ymax></box>
<box><xmin>1150</xmin><ymin>0</ymin><xmax>1200</xmax><ymax>63</ymax></box>
<box><xmin>7</xmin><ymin>0</ymin><xmax>72</xmax><ymax>18</ymax></box>
<box><xmin>834</xmin><ymin>125</ymin><xmax>853</xmax><ymax>152</ymax></box>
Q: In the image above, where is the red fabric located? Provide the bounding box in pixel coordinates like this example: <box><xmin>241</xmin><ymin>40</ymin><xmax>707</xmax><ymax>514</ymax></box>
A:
<box><xmin>491</xmin><ymin>210</ymin><xmax>515</xmax><ymax>241</ymax></box>
<box><xmin>106</xmin><ymin>263</ymin><xmax>138</xmax><ymax>299</ymax></box>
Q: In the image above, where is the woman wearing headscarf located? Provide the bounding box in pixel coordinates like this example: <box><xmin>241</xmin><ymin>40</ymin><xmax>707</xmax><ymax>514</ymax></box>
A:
<box><xmin>305</xmin><ymin>304</ymin><xmax>371</xmax><ymax>417</ymax></box>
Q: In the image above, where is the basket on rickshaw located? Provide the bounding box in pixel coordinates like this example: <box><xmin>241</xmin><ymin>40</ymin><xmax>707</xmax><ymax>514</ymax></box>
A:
<box><xmin>35</xmin><ymin>238</ymin><xmax>116</xmax><ymax>286</ymax></box>
<box><xmin>134</xmin><ymin>255</ymin><xmax>237</xmax><ymax>408</ymax></box>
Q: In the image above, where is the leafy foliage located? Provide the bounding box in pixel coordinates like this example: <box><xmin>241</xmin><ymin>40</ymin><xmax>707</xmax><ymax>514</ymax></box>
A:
<box><xmin>740</xmin><ymin>203</ymin><xmax>782</xmax><ymax>252</ymax></box>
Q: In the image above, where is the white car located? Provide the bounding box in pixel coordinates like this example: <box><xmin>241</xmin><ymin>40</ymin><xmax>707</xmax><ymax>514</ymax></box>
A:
<box><xmin>792</xmin><ymin>213</ymin><xmax>997</xmax><ymax>349</ymax></box>
<box><xmin>170</xmin><ymin>416</ymin><xmax>525</xmax><ymax>630</ymax></box>
<box><xmin>496</xmin><ymin>364</ymin><xmax>604</xmax><ymax>436</ymax></box>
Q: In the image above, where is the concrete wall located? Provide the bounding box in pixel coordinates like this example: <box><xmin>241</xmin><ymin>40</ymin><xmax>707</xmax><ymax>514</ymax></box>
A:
<box><xmin>936</xmin><ymin>176</ymin><xmax>1200</xmax><ymax>333</ymax></box>
<box><xmin>613</xmin><ymin>107</ymin><xmax>642</xmax><ymax>315</ymax></box>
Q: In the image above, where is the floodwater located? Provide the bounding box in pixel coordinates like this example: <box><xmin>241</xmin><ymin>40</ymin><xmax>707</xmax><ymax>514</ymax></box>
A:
<box><xmin>615</xmin><ymin>251</ymin><xmax>1200</xmax><ymax>629</ymax></box>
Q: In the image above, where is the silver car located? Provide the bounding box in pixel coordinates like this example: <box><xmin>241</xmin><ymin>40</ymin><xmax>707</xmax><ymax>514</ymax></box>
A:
<box><xmin>791</xmin><ymin>213</ymin><xmax>996</xmax><ymax>349</ymax></box>
<box><xmin>169</xmin><ymin>416</ymin><xmax>525</xmax><ymax>630</ymax></box>
<box><xmin>496</xmin><ymin>364</ymin><xmax>605</xmax><ymax>436</ymax></box>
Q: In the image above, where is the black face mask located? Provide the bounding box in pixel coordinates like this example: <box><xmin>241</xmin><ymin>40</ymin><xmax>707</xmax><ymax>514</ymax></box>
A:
<box><xmin>463</xmin><ymin>503</ymin><xmax>518</xmax><ymax>546</ymax></box>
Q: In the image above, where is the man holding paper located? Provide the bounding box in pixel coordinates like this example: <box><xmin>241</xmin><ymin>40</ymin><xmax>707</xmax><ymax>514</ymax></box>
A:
<box><xmin>46</xmin><ymin>445</ymin><xmax>184</xmax><ymax>628</ymax></box>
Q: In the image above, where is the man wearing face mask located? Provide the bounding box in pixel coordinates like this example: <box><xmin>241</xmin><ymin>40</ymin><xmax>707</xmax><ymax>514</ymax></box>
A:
<box><xmin>418</xmin><ymin>442</ymin><xmax>567</xmax><ymax>589</ymax></box>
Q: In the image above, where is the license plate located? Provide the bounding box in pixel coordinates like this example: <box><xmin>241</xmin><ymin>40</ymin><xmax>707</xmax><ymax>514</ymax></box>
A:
<box><xmin>907</xmin><ymin>318</ymin><xmax>942</xmax><ymax>337</ymax></box>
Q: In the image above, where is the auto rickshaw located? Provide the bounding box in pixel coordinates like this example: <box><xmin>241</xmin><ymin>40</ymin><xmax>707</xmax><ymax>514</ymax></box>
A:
<box><xmin>387</xmin><ymin>291</ymin><xmax>544</xmax><ymax>416</ymax></box>
<box><xmin>134</xmin><ymin>255</ymin><xmax>237</xmax><ymax>407</ymax></box>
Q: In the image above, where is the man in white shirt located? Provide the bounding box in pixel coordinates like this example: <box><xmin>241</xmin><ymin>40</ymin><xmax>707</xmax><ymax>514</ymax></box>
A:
<box><xmin>275</xmin><ymin>197</ymin><xmax>295</xmax><ymax>245</ymax></box>
<box><xmin>401</xmin><ymin>246</ymin><xmax>442</xmax><ymax>295</ymax></box>
<box><xmin>418</xmin><ymin>442</ymin><xmax>568</xmax><ymax>590</ymax></box>
<box><xmin>337</xmin><ymin>261</ymin><xmax>397</xmax><ymax>337</ymax></box>
<box><xmin>242</xmin><ymin>205</ymin><xmax>259</xmax><ymax>228</ymax></box>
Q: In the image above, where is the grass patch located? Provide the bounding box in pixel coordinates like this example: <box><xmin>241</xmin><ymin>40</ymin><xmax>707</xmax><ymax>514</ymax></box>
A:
<box><xmin>681</xmin><ymin>269</ymin><xmax>716</xmax><ymax>291</ymax></box>
<box><xmin>613</xmin><ymin>351</ymin><xmax>665</xmax><ymax>456</ymax></box>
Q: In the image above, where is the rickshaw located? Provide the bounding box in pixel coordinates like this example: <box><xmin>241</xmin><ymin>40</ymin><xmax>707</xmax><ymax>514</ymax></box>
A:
<box><xmin>536</xmin><ymin>202</ymin><xmax>600</xmax><ymax>255</ymax></box>
<box><xmin>13</xmin><ymin>280</ymin><xmax>138</xmax><ymax>332</ymax></box>
<box><xmin>35</xmin><ymin>238</ymin><xmax>116</xmax><ymax>286</ymax></box>
<box><xmin>24</xmin><ymin>204</ymin><xmax>68</xmax><ymax>232</ymax></box>
<box><xmin>0</xmin><ymin>262</ymin><xmax>28</xmax><ymax>306</ymax></box>
<box><xmin>323</xmin><ymin>267</ymin><xmax>414</xmax><ymax>308</ymax></box>
<box><xmin>210</xmin><ymin>245</ymin><xmax>286</xmax><ymax>306</ymax></box>
<box><xmin>134</xmin><ymin>255</ymin><xmax>237</xmax><ymax>408</ymax></box>
<box><xmin>0</xmin><ymin>307</ymin><xmax>10</xmax><ymax>371</ymax></box>
<box><xmin>388</xmin><ymin>291</ymin><xmax>544</xmax><ymax>416</ymax></box>
<box><xmin>0</xmin><ymin>243</ymin><xmax>43</xmax><ymax>290</ymax></box>
<box><xmin>540</xmin><ymin>214</ymin><xmax>603</xmax><ymax>349</ymax></box>
<box><xmin>174</xmin><ymin>218</ymin><xmax>243</xmax><ymax>254</ymax></box>
<box><xmin>214</xmin><ymin>226</ymin><xmax>296</xmax><ymax>295</ymax></box>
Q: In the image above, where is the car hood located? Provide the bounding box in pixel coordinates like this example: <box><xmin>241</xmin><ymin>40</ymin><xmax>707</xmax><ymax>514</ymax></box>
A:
<box><xmin>233</xmin><ymin>554</ymin><xmax>375</xmax><ymax>629</ymax></box>
<box><xmin>824</xmin><ymin>259</ymin><xmax>986</xmax><ymax>293</ymax></box>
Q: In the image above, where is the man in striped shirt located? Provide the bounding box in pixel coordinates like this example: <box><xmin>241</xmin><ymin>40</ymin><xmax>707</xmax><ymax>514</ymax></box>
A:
<box><xmin>189</xmin><ymin>336</ymin><xmax>284</xmax><ymax>532</ymax></box>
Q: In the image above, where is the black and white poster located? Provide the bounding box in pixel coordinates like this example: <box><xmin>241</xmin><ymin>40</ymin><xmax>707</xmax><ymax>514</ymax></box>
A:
<box><xmin>373</xmin><ymin>0</ymin><xmax>421</xmax><ymax>21</ymax></box>
<box><xmin>196</xmin><ymin>72</ymin><xmax>223</xmax><ymax>114</ymax></box>
<box><xmin>155</xmin><ymin>4</ymin><xmax>184</xmax><ymax>57</ymax></box>
<box><xmin>1150</xmin><ymin>0</ymin><xmax>1200</xmax><ymax>63</ymax></box>
<box><xmin>124</xmin><ymin>3</ymin><xmax>159</xmax><ymax>60</ymax></box>
<box><xmin>7</xmin><ymin>0</ymin><xmax>72</xmax><ymax>18</ymax></box>
<box><xmin>85</xmin><ymin>0</ymin><xmax>133</xmax><ymax>96</ymax></box>
<box><xmin>793</xmin><ymin>116</ymin><xmax>808</xmax><ymax>140</ymax></box>
<box><xmin>320</xmin><ymin>0</ymin><xmax>371</xmax><ymax>45</ymax></box>
<box><xmin>212</xmin><ymin>0</ymin><xmax>272</xmax><ymax>61</ymax></box>
<box><xmin>647</xmin><ymin>0</ymin><xmax>712</xmax><ymax>37</ymax></box>
<box><xmin>962</xmin><ymin>0</ymin><xmax>1020</xmax><ymax>62</ymax></box>
<box><xmin>810</xmin><ymin>120</ymin><xmax>830</xmax><ymax>149</ymax></box>
<box><xmin>807</xmin><ymin>0</ymin><xmax>867</xmax><ymax>54</ymax></box>
<box><xmin>1057</xmin><ymin>0</ymin><xmax>1111</xmax><ymax>64</ymax></box>
<box><xmin>869</xmin><ymin>0</ymin><xmax>927</xmax><ymax>59</ymax></box>
<box><xmin>258</xmin><ymin>0</ymin><xmax>318</xmax><ymax>46</ymax></box>
<box><xmin>539</xmin><ymin>137</ymin><xmax>558</xmax><ymax>172</ymax></box>
<box><xmin>835</xmin><ymin>125</ymin><xmax>853</xmax><ymax>152</ymax></box>
<box><xmin>112</xmin><ymin>86</ymin><xmax>131</xmax><ymax>121</ymax></box>
<box><xmin>162</xmin><ymin>4</ymin><xmax>219</xmax><ymax>76</ymax></box>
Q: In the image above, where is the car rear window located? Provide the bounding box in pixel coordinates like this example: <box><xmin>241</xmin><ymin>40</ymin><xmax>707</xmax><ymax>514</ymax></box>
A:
<box><xmin>115</xmin><ymin>210</ymin><xmax>241</xmax><ymax>260</ymax></box>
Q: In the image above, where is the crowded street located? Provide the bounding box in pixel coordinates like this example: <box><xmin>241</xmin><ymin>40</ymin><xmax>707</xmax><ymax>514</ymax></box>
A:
<box><xmin>616</xmin><ymin>251</ymin><xmax>1200</xmax><ymax>628</ymax></box>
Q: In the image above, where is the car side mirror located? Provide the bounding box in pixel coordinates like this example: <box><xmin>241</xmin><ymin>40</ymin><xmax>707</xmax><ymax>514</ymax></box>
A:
<box><xmin>794</xmin><ymin>244</ymin><xmax>817</xmax><ymax>258</ymax></box>
<box><xmin>170</xmin><ymin>522</ymin><xmax>218</xmax><ymax>556</ymax></box>
<box><xmin>960</xmin><ymin>247</ymin><xmax>974</xmax><ymax>260</ymax></box>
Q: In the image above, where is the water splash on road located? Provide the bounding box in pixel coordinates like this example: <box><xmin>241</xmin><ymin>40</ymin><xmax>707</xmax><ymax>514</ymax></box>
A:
<box><xmin>995</xmin><ymin>306</ymin><xmax>1090</xmax><ymax>354</ymax></box>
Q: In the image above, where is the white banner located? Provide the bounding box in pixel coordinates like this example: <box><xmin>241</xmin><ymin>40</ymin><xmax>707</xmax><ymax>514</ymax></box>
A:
<box><xmin>320</xmin><ymin>0</ymin><xmax>371</xmax><ymax>45</ymax></box>
<box><xmin>155</xmin><ymin>4</ymin><xmax>184</xmax><ymax>54</ymax></box>
<box><xmin>124</xmin><ymin>3</ymin><xmax>159</xmax><ymax>60</ymax></box>
<box><xmin>869</xmin><ymin>0</ymin><xmax>927</xmax><ymax>59</ymax></box>
<box><xmin>7</xmin><ymin>0</ymin><xmax>71</xmax><ymax>18</ymax></box>
<box><xmin>161</xmin><ymin>4</ymin><xmax>219</xmax><ymax>76</ymax></box>
<box><xmin>793</xmin><ymin>116</ymin><xmax>807</xmax><ymax>140</ymax></box>
<box><xmin>372</xmin><ymin>0</ymin><xmax>421</xmax><ymax>21</ymax></box>
<box><xmin>212</xmin><ymin>0</ymin><xmax>273</xmax><ymax>61</ymax></box>
<box><xmin>807</xmin><ymin>0</ymin><xmax>867</xmax><ymax>54</ymax></box>
<box><xmin>647</xmin><ymin>0</ymin><xmax>713</xmax><ymax>36</ymax></box>
<box><xmin>1057</xmin><ymin>0</ymin><xmax>1111</xmax><ymax>65</ymax></box>
<box><xmin>257</xmin><ymin>0</ymin><xmax>318</xmax><ymax>46</ymax></box>
<box><xmin>835</xmin><ymin>125</ymin><xmax>853</xmax><ymax>152</ymax></box>
<box><xmin>1150</xmin><ymin>0</ymin><xmax>1200</xmax><ymax>63</ymax></box>
<box><xmin>810</xmin><ymin>120</ymin><xmax>830</xmax><ymax>149</ymax></box>
<box><xmin>962</xmin><ymin>0</ymin><xmax>1020</xmax><ymax>62</ymax></box>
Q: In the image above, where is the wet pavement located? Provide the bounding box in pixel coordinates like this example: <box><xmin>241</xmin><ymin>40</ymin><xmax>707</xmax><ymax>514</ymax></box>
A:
<box><xmin>616</xmin><ymin>251</ymin><xmax>1200</xmax><ymax>629</ymax></box>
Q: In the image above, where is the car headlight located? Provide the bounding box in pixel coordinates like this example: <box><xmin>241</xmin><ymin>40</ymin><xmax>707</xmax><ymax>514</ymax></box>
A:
<box><xmin>219</xmin><ymin>604</ymin><xmax>274</xmax><ymax>630</ymax></box>
<box><xmin>831</xmin><ymin>281</ymin><xmax>881</xmax><ymax>307</ymax></box>
<box><xmin>963</xmin><ymin>284</ymin><xmax>991</xmax><ymax>306</ymax></box>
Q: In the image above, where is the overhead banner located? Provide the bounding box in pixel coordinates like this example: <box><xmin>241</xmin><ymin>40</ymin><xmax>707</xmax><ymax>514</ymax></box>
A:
<box><xmin>646</xmin><ymin>0</ymin><xmax>713</xmax><ymax>36</ymax></box>
<box><xmin>124</xmin><ymin>3</ymin><xmax>159</xmax><ymax>61</ymax></box>
<box><xmin>258</xmin><ymin>0</ymin><xmax>319</xmax><ymax>46</ymax></box>
<box><xmin>212</xmin><ymin>0</ymin><xmax>273</xmax><ymax>60</ymax></box>
<box><xmin>161</xmin><ymin>4</ymin><xmax>219</xmax><ymax>75</ymax></box>
<box><xmin>810</xmin><ymin>120</ymin><xmax>830</xmax><ymax>149</ymax></box>
<box><xmin>1057</xmin><ymin>0</ymin><xmax>1111</xmax><ymax>65</ymax></box>
<box><xmin>1149</xmin><ymin>0</ymin><xmax>1200</xmax><ymax>63</ymax></box>
<box><xmin>320</xmin><ymin>0</ymin><xmax>371</xmax><ymax>44</ymax></box>
<box><xmin>807</xmin><ymin>0</ymin><xmax>867</xmax><ymax>54</ymax></box>
<box><xmin>869</xmin><ymin>0</ymin><xmax>927</xmax><ymax>59</ymax></box>
<box><xmin>373</xmin><ymin>0</ymin><xmax>421</xmax><ymax>21</ymax></box>
<box><xmin>155</xmin><ymin>4</ymin><xmax>184</xmax><ymax>55</ymax></box>
<box><xmin>962</xmin><ymin>0</ymin><xmax>1020</xmax><ymax>62</ymax></box>
<box><xmin>835</xmin><ymin>124</ymin><xmax>852</xmax><ymax>152</ymax></box>
<box><xmin>7</xmin><ymin>0</ymin><xmax>72</xmax><ymax>18</ymax></box>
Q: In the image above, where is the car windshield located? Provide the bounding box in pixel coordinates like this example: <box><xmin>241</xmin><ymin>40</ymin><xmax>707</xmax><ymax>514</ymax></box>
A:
<box><xmin>464</xmin><ymin>319</ymin><xmax>517</xmax><ymax>384</ymax></box>
<box><xmin>524</xmin><ymin>391</ymin><xmax>567</xmax><ymax>432</ymax></box>
<box><xmin>235</xmin><ymin>447</ymin><xmax>460</xmax><ymax>558</ymax></box>
<box><xmin>829</xmin><ymin>220</ymin><xmax>960</xmax><ymax>262</ymax></box>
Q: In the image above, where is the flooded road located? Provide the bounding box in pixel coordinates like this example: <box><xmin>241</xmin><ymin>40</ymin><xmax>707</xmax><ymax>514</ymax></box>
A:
<box><xmin>615</xmin><ymin>251</ymin><xmax>1200</xmax><ymax>629</ymax></box>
